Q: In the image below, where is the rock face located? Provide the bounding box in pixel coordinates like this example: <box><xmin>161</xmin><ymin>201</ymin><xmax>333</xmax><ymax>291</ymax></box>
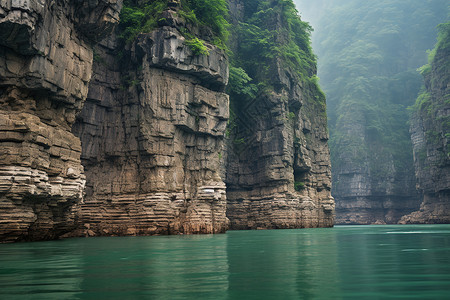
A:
<box><xmin>1</xmin><ymin>0</ymin><xmax>334</xmax><ymax>242</ymax></box>
<box><xmin>400</xmin><ymin>24</ymin><xmax>450</xmax><ymax>224</ymax></box>
<box><xmin>225</xmin><ymin>0</ymin><xmax>334</xmax><ymax>229</ymax></box>
<box><xmin>0</xmin><ymin>0</ymin><xmax>121</xmax><ymax>242</ymax></box>
<box><xmin>332</xmin><ymin>110</ymin><xmax>420</xmax><ymax>225</ymax></box>
<box><xmin>71</xmin><ymin>9</ymin><xmax>230</xmax><ymax>237</ymax></box>
<box><xmin>225</xmin><ymin>91</ymin><xmax>334</xmax><ymax>229</ymax></box>
<box><xmin>293</xmin><ymin>0</ymin><xmax>449</xmax><ymax>225</ymax></box>
<box><xmin>333</xmin><ymin>165</ymin><xmax>421</xmax><ymax>225</ymax></box>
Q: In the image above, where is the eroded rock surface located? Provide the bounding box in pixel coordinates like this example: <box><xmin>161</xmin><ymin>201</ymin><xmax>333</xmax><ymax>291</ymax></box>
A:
<box><xmin>225</xmin><ymin>77</ymin><xmax>333</xmax><ymax>229</ymax></box>
<box><xmin>0</xmin><ymin>0</ymin><xmax>121</xmax><ymax>242</ymax></box>
<box><xmin>1</xmin><ymin>1</ymin><xmax>335</xmax><ymax>241</ymax></box>
<box><xmin>400</xmin><ymin>30</ymin><xmax>450</xmax><ymax>224</ymax></box>
<box><xmin>71</xmin><ymin>10</ymin><xmax>230</xmax><ymax>237</ymax></box>
<box><xmin>225</xmin><ymin>0</ymin><xmax>334</xmax><ymax>229</ymax></box>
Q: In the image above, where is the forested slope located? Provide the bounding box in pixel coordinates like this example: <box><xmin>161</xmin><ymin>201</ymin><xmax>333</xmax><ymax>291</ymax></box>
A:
<box><xmin>296</xmin><ymin>0</ymin><xmax>449</xmax><ymax>224</ymax></box>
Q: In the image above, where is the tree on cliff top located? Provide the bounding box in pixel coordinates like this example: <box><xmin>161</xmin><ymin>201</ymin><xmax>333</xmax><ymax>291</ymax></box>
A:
<box><xmin>228</xmin><ymin>0</ymin><xmax>322</xmax><ymax>105</ymax></box>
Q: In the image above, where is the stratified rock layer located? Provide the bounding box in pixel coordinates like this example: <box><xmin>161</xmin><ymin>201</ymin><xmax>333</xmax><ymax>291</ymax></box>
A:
<box><xmin>225</xmin><ymin>86</ymin><xmax>333</xmax><ymax>229</ymax></box>
<box><xmin>400</xmin><ymin>27</ymin><xmax>450</xmax><ymax>224</ymax></box>
<box><xmin>1</xmin><ymin>1</ymin><xmax>334</xmax><ymax>241</ymax></box>
<box><xmin>71</xmin><ymin>13</ymin><xmax>230</xmax><ymax>237</ymax></box>
<box><xmin>332</xmin><ymin>109</ymin><xmax>420</xmax><ymax>225</ymax></box>
<box><xmin>0</xmin><ymin>0</ymin><xmax>121</xmax><ymax>242</ymax></box>
<box><xmin>225</xmin><ymin>0</ymin><xmax>334</xmax><ymax>229</ymax></box>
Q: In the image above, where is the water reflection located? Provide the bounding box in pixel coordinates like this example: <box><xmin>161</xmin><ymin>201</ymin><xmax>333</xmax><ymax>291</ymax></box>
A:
<box><xmin>76</xmin><ymin>235</ymin><xmax>229</xmax><ymax>299</ymax></box>
<box><xmin>293</xmin><ymin>230</ymin><xmax>340</xmax><ymax>299</ymax></box>
<box><xmin>0</xmin><ymin>240</ymin><xmax>83</xmax><ymax>299</ymax></box>
<box><xmin>0</xmin><ymin>225</ymin><xmax>449</xmax><ymax>299</ymax></box>
<box><xmin>226</xmin><ymin>229</ymin><xmax>340</xmax><ymax>299</ymax></box>
<box><xmin>335</xmin><ymin>225</ymin><xmax>450</xmax><ymax>299</ymax></box>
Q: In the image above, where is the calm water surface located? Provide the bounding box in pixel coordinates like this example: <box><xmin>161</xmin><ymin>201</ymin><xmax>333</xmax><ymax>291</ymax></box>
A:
<box><xmin>1</xmin><ymin>225</ymin><xmax>450</xmax><ymax>299</ymax></box>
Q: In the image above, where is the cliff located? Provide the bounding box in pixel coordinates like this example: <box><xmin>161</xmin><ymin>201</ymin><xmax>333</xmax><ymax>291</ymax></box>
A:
<box><xmin>400</xmin><ymin>22</ymin><xmax>450</xmax><ymax>224</ymax></box>
<box><xmin>0</xmin><ymin>0</ymin><xmax>332</xmax><ymax>242</ymax></box>
<box><xmin>0</xmin><ymin>0</ymin><xmax>121</xmax><ymax>242</ymax></box>
<box><xmin>72</xmin><ymin>0</ymin><xmax>332</xmax><ymax>237</ymax></box>
<box><xmin>225</xmin><ymin>0</ymin><xmax>333</xmax><ymax>229</ymax></box>
<box><xmin>71</xmin><ymin>3</ymin><xmax>230</xmax><ymax>237</ymax></box>
<box><xmin>294</xmin><ymin>0</ymin><xmax>448</xmax><ymax>224</ymax></box>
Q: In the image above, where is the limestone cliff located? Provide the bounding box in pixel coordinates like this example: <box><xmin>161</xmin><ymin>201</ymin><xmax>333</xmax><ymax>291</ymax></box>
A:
<box><xmin>294</xmin><ymin>0</ymin><xmax>449</xmax><ymax>225</ymax></box>
<box><xmin>0</xmin><ymin>0</ymin><xmax>333</xmax><ymax>242</ymax></box>
<box><xmin>71</xmin><ymin>4</ymin><xmax>230</xmax><ymax>237</ymax></box>
<box><xmin>0</xmin><ymin>0</ymin><xmax>121</xmax><ymax>242</ymax></box>
<box><xmin>225</xmin><ymin>0</ymin><xmax>334</xmax><ymax>229</ymax></box>
<box><xmin>400</xmin><ymin>23</ymin><xmax>450</xmax><ymax>224</ymax></box>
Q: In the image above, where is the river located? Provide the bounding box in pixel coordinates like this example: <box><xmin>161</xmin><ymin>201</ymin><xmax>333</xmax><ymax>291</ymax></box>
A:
<box><xmin>1</xmin><ymin>225</ymin><xmax>449</xmax><ymax>299</ymax></box>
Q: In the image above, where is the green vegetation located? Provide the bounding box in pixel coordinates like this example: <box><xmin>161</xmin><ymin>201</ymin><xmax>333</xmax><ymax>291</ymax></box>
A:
<box><xmin>413</xmin><ymin>21</ymin><xmax>450</xmax><ymax>114</ymax></box>
<box><xmin>294</xmin><ymin>181</ymin><xmax>305</xmax><ymax>191</ymax></box>
<box><xmin>184</xmin><ymin>37</ymin><xmax>209</xmax><ymax>55</ymax></box>
<box><xmin>119</xmin><ymin>0</ymin><xmax>168</xmax><ymax>44</ymax></box>
<box><xmin>410</xmin><ymin>88</ymin><xmax>432</xmax><ymax>112</ymax></box>
<box><xmin>412</xmin><ymin>20</ymin><xmax>450</xmax><ymax>159</ymax></box>
<box><xmin>298</xmin><ymin>0</ymin><xmax>449</xmax><ymax>188</ymax></box>
<box><xmin>417</xmin><ymin>22</ymin><xmax>450</xmax><ymax>77</ymax></box>
<box><xmin>119</xmin><ymin>0</ymin><xmax>229</xmax><ymax>53</ymax></box>
<box><xmin>229</xmin><ymin>0</ymin><xmax>317</xmax><ymax>91</ymax></box>
<box><xmin>180</xmin><ymin>0</ymin><xmax>229</xmax><ymax>49</ymax></box>
<box><xmin>226</xmin><ymin>0</ymin><xmax>322</xmax><ymax>116</ymax></box>
<box><xmin>227</xmin><ymin>66</ymin><xmax>258</xmax><ymax>100</ymax></box>
<box><xmin>226</xmin><ymin>0</ymin><xmax>323</xmax><ymax>157</ymax></box>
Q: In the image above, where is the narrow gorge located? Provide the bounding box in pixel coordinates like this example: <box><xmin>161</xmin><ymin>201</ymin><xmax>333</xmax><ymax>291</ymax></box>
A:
<box><xmin>296</xmin><ymin>0</ymin><xmax>449</xmax><ymax>225</ymax></box>
<box><xmin>0</xmin><ymin>0</ymin><xmax>332</xmax><ymax>242</ymax></box>
<box><xmin>1</xmin><ymin>2</ymin><xmax>450</xmax><ymax>298</ymax></box>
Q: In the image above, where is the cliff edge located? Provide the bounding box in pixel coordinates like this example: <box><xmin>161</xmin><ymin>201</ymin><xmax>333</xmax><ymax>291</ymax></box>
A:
<box><xmin>225</xmin><ymin>0</ymin><xmax>334</xmax><ymax>229</ymax></box>
<box><xmin>0</xmin><ymin>0</ymin><xmax>121</xmax><ymax>242</ymax></box>
<box><xmin>71</xmin><ymin>2</ymin><xmax>230</xmax><ymax>237</ymax></box>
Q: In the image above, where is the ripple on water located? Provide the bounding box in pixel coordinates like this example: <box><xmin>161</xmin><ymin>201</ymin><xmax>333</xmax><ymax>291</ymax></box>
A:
<box><xmin>0</xmin><ymin>225</ymin><xmax>449</xmax><ymax>299</ymax></box>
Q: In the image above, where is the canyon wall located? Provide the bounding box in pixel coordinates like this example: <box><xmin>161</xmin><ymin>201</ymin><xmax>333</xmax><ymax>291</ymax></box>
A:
<box><xmin>225</xmin><ymin>89</ymin><xmax>334</xmax><ymax>229</ymax></box>
<box><xmin>295</xmin><ymin>0</ymin><xmax>448</xmax><ymax>224</ymax></box>
<box><xmin>71</xmin><ymin>5</ymin><xmax>230</xmax><ymax>237</ymax></box>
<box><xmin>225</xmin><ymin>0</ymin><xmax>334</xmax><ymax>229</ymax></box>
<box><xmin>0</xmin><ymin>0</ymin><xmax>121</xmax><ymax>242</ymax></box>
<box><xmin>400</xmin><ymin>23</ymin><xmax>450</xmax><ymax>224</ymax></box>
<box><xmin>0</xmin><ymin>0</ymin><xmax>333</xmax><ymax>242</ymax></box>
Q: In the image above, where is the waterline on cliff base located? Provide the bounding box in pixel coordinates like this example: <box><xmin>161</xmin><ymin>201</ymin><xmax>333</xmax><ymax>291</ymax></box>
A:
<box><xmin>0</xmin><ymin>225</ymin><xmax>449</xmax><ymax>299</ymax></box>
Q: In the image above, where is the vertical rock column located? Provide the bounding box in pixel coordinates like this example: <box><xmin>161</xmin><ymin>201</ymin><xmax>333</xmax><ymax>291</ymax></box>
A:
<box><xmin>400</xmin><ymin>26</ymin><xmax>450</xmax><ymax>224</ymax></box>
<box><xmin>72</xmin><ymin>15</ymin><xmax>230</xmax><ymax>236</ymax></box>
<box><xmin>225</xmin><ymin>72</ymin><xmax>334</xmax><ymax>229</ymax></box>
<box><xmin>224</xmin><ymin>0</ymin><xmax>334</xmax><ymax>230</ymax></box>
<box><xmin>0</xmin><ymin>0</ymin><xmax>121</xmax><ymax>242</ymax></box>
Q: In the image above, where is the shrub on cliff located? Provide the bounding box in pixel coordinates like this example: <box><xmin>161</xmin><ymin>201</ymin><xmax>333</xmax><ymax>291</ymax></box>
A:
<box><xmin>119</xmin><ymin>0</ymin><xmax>168</xmax><ymax>43</ymax></box>
<box><xmin>227</xmin><ymin>66</ymin><xmax>258</xmax><ymax>100</ymax></box>
<box><xmin>412</xmin><ymin>21</ymin><xmax>450</xmax><ymax>113</ymax></box>
<box><xmin>119</xmin><ymin>0</ymin><xmax>229</xmax><ymax>50</ymax></box>
<box><xmin>229</xmin><ymin>0</ymin><xmax>318</xmax><ymax>100</ymax></box>
<box><xmin>181</xmin><ymin>0</ymin><xmax>229</xmax><ymax>48</ymax></box>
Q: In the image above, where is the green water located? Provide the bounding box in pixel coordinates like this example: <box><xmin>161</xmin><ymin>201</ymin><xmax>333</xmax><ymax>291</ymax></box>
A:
<box><xmin>1</xmin><ymin>225</ymin><xmax>450</xmax><ymax>299</ymax></box>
